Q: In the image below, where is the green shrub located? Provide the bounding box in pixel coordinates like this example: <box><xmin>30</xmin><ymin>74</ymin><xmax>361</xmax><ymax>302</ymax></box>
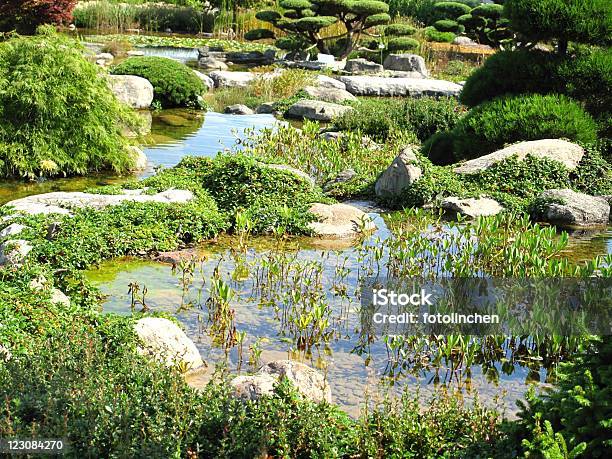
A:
<box><xmin>424</xmin><ymin>26</ymin><xmax>456</xmax><ymax>42</ymax></box>
<box><xmin>112</xmin><ymin>56</ymin><xmax>205</xmax><ymax>108</ymax></box>
<box><xmin>433</xmin><ymin>19</ymin><xmax>464</xmax><ymax>33</ymax></box>
<box><xmin>421</xmin><ymin>130</ymin><xmax>457</xmax><ymax>165</ymax></box>
<box><xmin>570</xmin><ymin>143</ymin><xmax>612</xmax><ymax>196</ymax></box>
<box><xmin>244</xmin><ymin>28</ymin><xmax>276</xmax><ymax>40</ymax></box>
<box><xmin>334</xmin><ymin>97</ymin><xmax>464</xmax><ymax>143</ymax></box>
<box><xmin>504</xmin><ymin>0</ymin><xmax>612</xmax><ymax>47</ymax></box>
<box><xmin>471</xmin><ymin>3</ymin><xmax>504</xmax><ymax>20</ymax></box>
<box><xmin>515</xmin><ymin>336</ymin><xmax>612</xmax><ymax>458</ymax></box>
<box><xmin>450</xmin><ymin>94</ymin><xmax>598</xmax><ymax>162</ymax></box>
<box><xmin>0</xmin><ymin>31</ymin><xmax>137</xmax><ymax>179</ymax></box>
<box><xmin>387</xmin><ymin>37</ymin><xmax>420</xmax><ymax>51</ymax></box>
<box><xmin>460</xmin><ymin>50</ymin><xmax>564</xmax><ymax>107</ymax></box>
<box><xmin>384</xmin><ymin>23</ymin><xmax>417</xmax><ymax>36</ymax></box>
<box><xmin>432</xmin><ymin>1</ymin><xmax>472</xmax><ymax>20</ymax></box>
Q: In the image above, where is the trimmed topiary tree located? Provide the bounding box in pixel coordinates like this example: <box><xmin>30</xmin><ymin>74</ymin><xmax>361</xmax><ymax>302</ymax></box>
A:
<box><xmin>247</xmin><ymin>0</ymin><xmax>392</xmax><ymax>59</ymax></box>
<box><xmin>112</xmin><ymin>57</ymin><xmax>205</xmax><ymax>108</ymax></box>
<box><xmin>504</xmin><ymin>0</ymin><xmax>612</xmax><ymax>54</ymax></box>
<box><xmin>0</xmin><ymin>30</ymin><xmax>138</xmax><ymax>179</ymax></box>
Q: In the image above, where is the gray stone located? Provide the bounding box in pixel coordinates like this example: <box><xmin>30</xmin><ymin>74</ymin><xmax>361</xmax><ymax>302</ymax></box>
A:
<box><xmin>303</xmin><ymin>85</ymin><xmax>357</xmax><ymax>103</ymax></box>
<box><xmin>316</xmin><ymin>74</ymin><xmax>346</xmax><ymax>90</ymax></box>
<box><xmin>224</xmin><ymin>104</ymin><xmax>255</xmax><ymax>115</ymax></box>
<box><xmin>0</xmin><ymin>239</ymin><xmax>33</xmax><ymax>267</ymax></box>
<box><xmin>0</xmin><ymin>223</ymin><xmax>26</xmax><ymax>238</ymax></box>
<box><xmin>535</xmin><ymin>189</ymin><xmax>610</xmax><ymax>228</ymax></box>
<box><xmin>454</xmin><ymin>140</ymin><xmax>585</xmax><ymax>175</ymax></box>
<box><xmin>375</xmin><ymin>147</ymin><xmax>422</xmax><ymax>198</ymax></box>
<box><xmin>226</xmin><ymin>49</ymin><xmax>276</xmax><ymax>64</ymax></box>
<box><xmin>308</xmin><ymin>203</ymin><xmax>376</xmax><ymax>238</ymax></box>
<box><xmin>452</xmin><ymin>36</ymin><xmax>477</xmax><ymax>46</ymax></box>
<box><xmin>338</xmin><ymin>76</ymin><xmax>462</xmax><ymax>97</ymax></box>
<box><xmin>320</xmin><ymin>131</ymin><xmax>343</xmax><ymax>141</ymax></box>
<box><xmin>441</xmin><ymin>197</ymin><xmax>504</xmax><ymax>218</ymax></box>
<box><xmin>231</xmin><ymin>360</ymin><xmax>332</xmax><ymax>403</ymax></box>
<box><xmin>193</xmin><ymin>70</ymin><xmax>214</xmax><ymax>90</ymax></box>
<box><xmin>285</xmin><ymin>99</ymin><xmax>353</xmax><ymax>122</ymax></box>
<box><xmin>108</xmin><ymin>75</ymin><xmax>154</xmax><ymax>109</ymax></box>
<box><xmin>344</xmin><ymin>58</ymin><xmax>384</xmax><ymax>74</ymax></box>
<box><xmin>324</xmin><ymin>169</ymin><xmax>357</xmax><ymax>191</ymax></box>
<box><xmin>95</xmin><ymin>52</ymin><xmax>114</xmax><ymax>61</ymax></box>
<box><xmin>4</xmin><ymin>190</ymin><xmax>194</xmax><ymax>216</ymax></box>
<box><xmin>599</xmin><ymin>195</ymin><xmax>612</xmax><ymax>222</ymax></box>
<box><xmin>383</xmin><ymin>53</ymin><xmax>428</xmax><ymax>76</ymax></box>
<box><xmin>134</xmin><ymin>317</ymin><xmax>203</xmax><ymax>370</ymax></box>
<box><xmin>127</xmin><ymin>146</ymin><xmax>148</xmax><ymax>171</ymax></box>
<box><xmin>198</xmin><ymin>56</ymin><xmax>228</xmax><ymax>71</ymax></box>
<box><xmin>127</xmin><ymin>50</ymin><xmax>145</xmax><ymax>57</ymax></box>
<box><xmin>255</xmin><ymin>102</ymin><xmax>277</xmax><ymax>114</ymax></box>
<box><xmin>209</xmin><ymin>70</ymin><xmax>255</xmax><ymax>88</ymax></box>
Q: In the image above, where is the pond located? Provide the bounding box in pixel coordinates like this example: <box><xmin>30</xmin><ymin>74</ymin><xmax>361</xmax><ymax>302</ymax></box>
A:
<box><xmin>84</xmin><ymin>42</ymin><xmax>199</xmax><ymax>65</ymax></box>
<box><xmin>0</xmin><ymin>110</ymin><xmax>280</xmax><ymax>204</ymax></box>
<box><xmin>85</xmin><ymin>207</ymin><xmax>611</xmax><ymax>418</ymax></box>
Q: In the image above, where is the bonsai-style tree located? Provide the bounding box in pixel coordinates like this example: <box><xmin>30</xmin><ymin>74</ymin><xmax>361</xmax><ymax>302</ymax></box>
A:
<box><xmin>504</xmin><ymin>0</ymin><xmax>612</xmax><ymax>54</ymax></box>
<box><xmin>246</xmin><ymin>0</ymin><xmax>392</xmax><ymax>59</ymax></box>
<box><xmin>0</xmin><ymin>0</ymin><xmax>77</xmax><ymax>34</ymax></box>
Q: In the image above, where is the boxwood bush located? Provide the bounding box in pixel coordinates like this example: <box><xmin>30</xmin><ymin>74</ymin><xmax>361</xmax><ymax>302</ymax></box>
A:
<box><xmin>0</xmin><ymin>29</ymin><xmax>137</xmax><ymax>179</ymax></box>
<box><xmin>112</xmin><ymin>56</ymin><xmax>206</xmax><ymax>108</ymax></box>
<box><xmin>424</xmin><ymin>26</ymin><xmax>456</xmax><ymax>42</ymax></box>
<box><xmin>424</xmin><ymin>94</ymin><xmax>598</xmax><ymax>163</ymax></box>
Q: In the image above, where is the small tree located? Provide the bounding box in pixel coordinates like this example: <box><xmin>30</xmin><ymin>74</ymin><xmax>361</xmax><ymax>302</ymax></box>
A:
<box><xmin>246</xmin><ymin>0</ymin><xmax>392</xmax><ymax>59</ymax></box>
<box><xmin>504</xmin><ymin>0</ymin><xmax>612</xmax><ymax>54</ymax></box>
<box><xmin>0</xmin><ymin>0</ymin><xmax>77</xmax><ymax>34</ymax></box>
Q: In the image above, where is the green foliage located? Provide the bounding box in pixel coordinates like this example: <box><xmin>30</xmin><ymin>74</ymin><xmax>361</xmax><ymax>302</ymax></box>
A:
<box><xmin>433</xmin><ymin>1</ymin><xmax>472</xmax><ymax>20</ymax></box>
<box><xmin>112</xmin><ymin>56</ymin><xmax>205</xmax><ymax>108</ymax></box>
<box><xmin>334</xmin><ymin>97</ymin><xmax>464</xmax><ymax>143</ymax></box>
<box><xmin>436</xmin><ymin>94</ymin><xmax>599</xmax><ymax>163</ymax></box>
<box><xmin>424</xmin><ymin>26</ymin><xmax>456</xmax><ymax>42</ymax></box>
<box><xmin>433</xmin><ymin>19</ymin><xmax>464</xmax><ymax>33</ymax></box>
<box><xmin>255</xmin><ymin>10</ymin><xmax>282</xmax><ymax>22</ymax></box>
<box><xmin>460</xmin><ymin>50</ymin><xmax>564</xmax><ymax>107</ymax></box>
<box><xmin>522</xmin><ymin>416</ymin><xmax>587</xmax><ymax>459</ymax></box>
<box><xmin>471</xmin><ymin>3</ymin><xmax>504</xmax><ymax>19</ymax></box>
<box><xmin>365</xmin><ymin>12</ymin><xmax>392</xmax><ymax>27</ymax></box>
<box><xmin>387</xmin><ymin>36</ymin><xmax>420</xmax><ymax>51</ymax></box>
<box><xmin>570</xmin><ymin>143</ymin><xmax>612</xmax><ymax>196</ymax></box>
<box><xmin>384</xmin><ymin>23</ymin><xmax>417</xmax><ymax>36</ymax></box>
<box><xmin>0</xmin><ymin>31</ymin><xmax>136</xmax><ymax>179</ymax></box>
<box><xmin>516</xmin><ymin>337</ymin><xmax>612</xmax><ymax>458</ymax></box>
<box><xmin>244</xmin><ymin>28</ymin><xmax>276</xmax><ymax>40</ymax></box>
<box><xmin>504</xmin><ymin>0</ymin><xmax>612</xmax><ymax>47</ymax></box>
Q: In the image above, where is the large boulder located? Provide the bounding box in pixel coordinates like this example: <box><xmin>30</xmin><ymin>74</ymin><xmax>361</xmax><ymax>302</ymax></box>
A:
<box><xmin>108</xmin><ymin>74</ymin><xmax>154</xmax><ymax>109</ymax></box>
<box><xmin>338</xmin><ymin>76</ymin><xmax>462</xmax><ymax>97</ymax></box>
<box><xmin>193</xmin><ymin>70</ymin><xmax>214</xmax><ymax>90</ymax></box>
<box><xmin>375</xmin><ymin>147</ymin><xmax>422</xmax><ymax>198</ymax></box>
<box><xmin>452</xmin><ymin>36</ymin><xmax>478</xmax><ymax>46</ymax></box>
<box><xmin>0</xmin><ymin>239</ymin><xmax>33</xmax><ymax>267</ymax></box>
<box><xmin>285</xmin><ymin>99</ymin><xmax>353</xmax><ymax>122</ymax></box>
<box><xmin>134</xmin><ymin>317</ymin><xmax>203</xmax><ymax>370</ymax></box>
<box><xmin>344</xmin><ymin>58</ymin><xmax>383</xmax><ymax>74</ymax></box>
<box><xmin>208</xmin><ymin>71</ymin><xmax>255</xmax><ymax>88</ymax></box>
<box><xmin>383</xmin><ymin>54</ymin><xmax>429</xmax><ymax>76</ymax></box>
<box><xmin>453</xmin><ymin>140</ymin><xmax>585</xmax><ymax>175</ymax></box>
<box><xmin>224</xmin><ymin>104</ymin><xmax>255</xmax><ymax>115</ymax></box>
<box><xmin>316</xmin><ymin>74</ymin><xmax>346</xmax><ymax>90</ymax></box>
<box><xmin>4</xmin><ymin>190</ymin><xmax>194</xmax><ymax>216</ymax></box>
<box><xmin>441</xmin><ymin>197</ymin><xmax>504</xmax><ymax>218</ymax></box>
<box><xmin>198</xmin><ymin>56</ymin><xmax>228</xmax><ymax>71</ymax></box>
<box><xmin>308</xmin><ymin>203</ymin><xmax>375</xmax><ymax>238</ymax></box>
<box><xmin>303</xmin><ymin>85</ymin><xmax>357</xmax><ymax>103</ymax></box>
<box><xmin>127</xmin><ymin>146</ymin><xmax>148</xmax><ymax>171</ymax></box>
<box><xmin>230</xmin><ymin>360</ymin><xmax>332</xmax><ymax>403</ymax></box>
<box><xmin>534</xmin><ymin>189</ymin><xmax>610</xmax><ymax>228</ymax></box>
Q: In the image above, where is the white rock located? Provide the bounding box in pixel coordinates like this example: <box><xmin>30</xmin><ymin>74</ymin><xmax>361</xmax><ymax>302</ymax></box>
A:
<box><xmin>344</xmin><ymin>58</ymin><xmax>383</xmax><ymax>74</ymax></box>
<box><xmin>193</xmin><ymin>70</ymin><xmax>214</xmax><ymax>90</ymax></box>
<box><xmin>231</xmin><ymin>360</ymin><xmax>332</xmax><ymax>403</ymax></box>
<box><xmin>134</xmin><ymin>317</ymin><xmax>203</xmax><ymax>370</ymax></box>
<box><xmin>0</xmin><ymin>239</ymin><xmax>33</xmax><ymax>267</ymax></box>
<box><xmin>452</xmin><ymin>36</ymin><xmax>478</xmax><ymax>46</ymax></box>
<box><xmin>303</xmin><ymin>85</ymin><xmax>357</xmax><ymax>103</ymax></box>
<box><xmin>454</xmin><ymin>139</ymin><xmax>585</xmax><ymax>175</ymax></box>
<box><xmin>127</xmin><ymin>146</ymin><xmax>148</xmax><ymax>171</ymax></box>
<box><xmin>198</xmin><ymin>56</ymin><xmax>228</xmax><ymax>71</ymax></box>
<box><xmin>308</xmin><ymin>203</ymin><xmax>376</xmax><ymax>238</ymax></box>
<box><xmin>316</xmin><ymin>74</ymin><xmax>346</xmax><ymax>90</ymax></box>
<box><xmin>534</xmin><ymin>189</ymin><xmax>610</xmax><ymax>228</ymax></box>
<box><xmin>383</xmin><ymin>54</ymin><xmax>429</xmax><ymax>76</ymax></box>
<box><xmin>95</xmin><ymin>52</ymin><xmax>114</xmax><ymax>61</ymax></box>
<box><xmin>0</xmin><ymin>223</ymin><xmax>26</xmax><ymax>238</ymax></box>
<box><xmin>0</xmin><ymin>344</ymin><xmax>11</xmax><ymax>362</ymax></box>
<box><xmin>208</xmin><ymin>70</ymin><xmax>256</xmax><ymax>88</ymax></box>
<box><xmin>338</xmin><ymin>76</ymin><xmax>462</xmax><ymax>97</ymax></box>
<box><xmin>4</xmin><ymin>190</ymin><xmax>194</xmax><ymax>216</ymax></box>
<box><xmin>285</xmin><ymin>99</ymin><xmax>353</xmax><ymax>122</ymax></box>
<box><xmin>375</xmin><ymin>147</ymin><xmax>422</xmax><ymax>198</ymax></box>
<box><xmin>50</xmin><ymin>289</ymin><xmax>71</xmax><ymax>307</ymax></box>
<box><xmin>108</xmin><ymin>75</ymin><xmax>154</xmax><ymax>109</ymax></box>
<box><xmin>127</xmin><ymin>50</ymin><xmax>145</xmax><ymax>56</ymax></box>
<box><xmin>441</xmin><ymin>197</ymin><xmax>504</xmax><ymax>218</ymax></box>
<box><xmin>224</xmin><ymin>104</ymin><xmax>255</xmax><ymax>115</ymax></box>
